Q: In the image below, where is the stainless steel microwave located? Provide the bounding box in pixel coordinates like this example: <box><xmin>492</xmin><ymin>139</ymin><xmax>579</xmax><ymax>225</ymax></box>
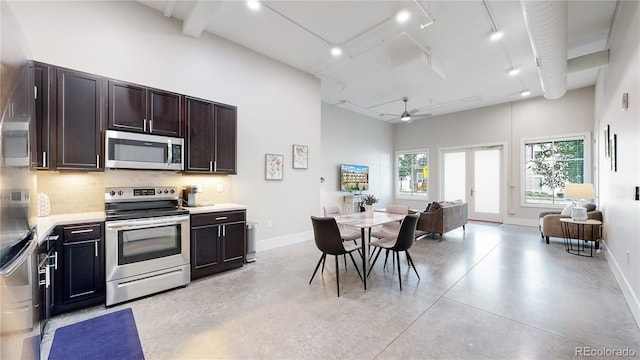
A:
<box><xmin>105</xmin><ymin>130</ymin><xmax>184</xmax><ymax>171</ymax></box>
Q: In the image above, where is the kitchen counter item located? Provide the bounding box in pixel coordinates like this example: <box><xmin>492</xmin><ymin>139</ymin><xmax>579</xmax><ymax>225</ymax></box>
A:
<box><xmin>37</xmin><ymin>193</ymin><xmax>50</xmax><ymax>217</ymax></box>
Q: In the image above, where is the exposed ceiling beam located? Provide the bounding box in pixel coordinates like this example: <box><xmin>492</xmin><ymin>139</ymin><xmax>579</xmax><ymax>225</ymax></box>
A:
<box><xmin>183</xmin><ymin>0</ymin><xmax>221</xmax><ymax>38</ymax></box>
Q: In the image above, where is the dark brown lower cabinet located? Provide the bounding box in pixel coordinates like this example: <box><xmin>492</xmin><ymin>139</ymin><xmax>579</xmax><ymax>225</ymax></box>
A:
<box><xmin>190</xmin><ymin>210</ymin><xmax>246</xmax><ymax>280</ymax></box>
<box><xmin>52</xmin><ymin>223</ymin><xmax>105</xmax><ymax>315</ymax></box>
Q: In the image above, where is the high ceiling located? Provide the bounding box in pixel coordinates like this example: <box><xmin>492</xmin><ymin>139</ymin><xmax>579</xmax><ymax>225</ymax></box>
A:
<box><xmin>137</xmin><ymin>0</ymin><xmax>616</xmax><ymax>123</ymax></box>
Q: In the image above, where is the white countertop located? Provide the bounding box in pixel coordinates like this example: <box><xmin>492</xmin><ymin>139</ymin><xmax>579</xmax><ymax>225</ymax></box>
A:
<box><xmin>33</xmin><ymin>203</ymin><xmax>247</xmax><ymax>244</ymax></box>
<box><xmin>183</xmin><ymin>203</ymin><xmax>247</xmax><ymax>214</ymax></box>
<box><xmin>34</xmin><ymin>212</ymin><xmax>106</xmax><ymax>244</ymax></box>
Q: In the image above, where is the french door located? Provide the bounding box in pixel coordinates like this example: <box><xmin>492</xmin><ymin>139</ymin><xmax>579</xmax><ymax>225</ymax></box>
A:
<box><xmin>442</xmin><ymin>146</ymin><xmax>503</xmax><ymax>222</ymax></box>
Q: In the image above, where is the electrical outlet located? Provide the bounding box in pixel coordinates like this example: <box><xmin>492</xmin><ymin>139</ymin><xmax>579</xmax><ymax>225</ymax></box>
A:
<box><xmin>217</xmin><ymin>184</ymin><xmax>223</xmax><ymax>193</ymax></box>
<box><xmin>627</xmin><ymin>251</ymin><xmax>631</xmax><ymax>264</ymax></box>
<box><xmin>267</xmin><ymin>220</ymin><xmax>273</xmax><ymax>228</ymax></box>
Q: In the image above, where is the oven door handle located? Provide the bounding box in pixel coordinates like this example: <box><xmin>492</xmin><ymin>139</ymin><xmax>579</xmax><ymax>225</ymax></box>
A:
<box><xmin>106</xmin><ymin>215</ymin><xmax>190</xmax><ymax>230</ymax></box>
<box><xmin>0</xmin><ymin>228</ymin><xmax>38</xmax><ymax>276</ymax></box>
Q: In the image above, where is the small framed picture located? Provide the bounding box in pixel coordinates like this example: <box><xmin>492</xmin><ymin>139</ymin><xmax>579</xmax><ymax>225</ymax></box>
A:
<box><xmin>292</xmin><ymin>144</ymin><xmax>308</xmax><ymax>169</ymax></box>
<box><xmin>604</xmin><ymin>124</ymin><xmax>610</xmax><ymax>158</ymax></box>
<box><xmin>265</xmin><ymin>153</ymin><xmax>284</xmax><ymax>180</ymax></box>
<box><xmin>611</xmin><ymin>134</ymin><xmax>617</xmax><ymax>172</ymax></box>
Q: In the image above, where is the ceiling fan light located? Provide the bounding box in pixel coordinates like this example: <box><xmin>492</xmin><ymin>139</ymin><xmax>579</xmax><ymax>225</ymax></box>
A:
<box><xmin>509</xmin><ymin>68</ymin><xmax>520</xmax><ymax>76</ymax></box>
<box><xmin>521</xmin><ymin>90</ymin><xmax>531</xmax><ymax>97</ymax></box>
<box><xmin>401</xmin><ymin>111</ymin><xmax>412</xmax><ymax>121</ymax></box>
<box><xmin>330</xmin><ymin>46</ymin><xmax>342</xmax><ymax>57</ymax></box>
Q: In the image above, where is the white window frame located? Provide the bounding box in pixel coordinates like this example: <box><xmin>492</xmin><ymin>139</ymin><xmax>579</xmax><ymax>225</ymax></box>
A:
<box><xmin>395</xmin><ymin>149</ymin><xmax>429</xmax><ymax>200</ymax></box>
<box><xmin>520</xmin><ymin>132</ymin><xmax>591</xmax><ymax>208</ymax></box>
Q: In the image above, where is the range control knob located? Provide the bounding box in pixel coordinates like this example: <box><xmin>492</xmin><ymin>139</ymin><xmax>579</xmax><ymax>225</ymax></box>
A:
<box><xmin>117</xmin><ymin>190</ymin><xmax>124</xmax><ymax>196</ymax></box>
<box><xmin>170</xmin><ymin>189</ymin><xmax>175</xmax><ymax>194</ymax></box>
<box><xmin>109</xmin><ymin>191</ymin><xmax>116</xmax><ymax>196</ymax></box>
<box><xmin>164</xmin><ymin>189</ymin><xmax>169</xmax><ymax>194</ymax></box>
<box><xmin>157</xmin><ymin>189</ymin><xmax>162</xmax><ymax>195</ymax></box>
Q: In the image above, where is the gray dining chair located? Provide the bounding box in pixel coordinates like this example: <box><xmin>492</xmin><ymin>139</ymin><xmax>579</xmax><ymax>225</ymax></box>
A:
<box><xmin>371</xmin><ymin>204</ymin><xmax>409</xmax><ymax>239</ymax></box>
<box><xmin>367</xmin><ymin>214</ymin><xmax>420</xmax><ymax>291</ymax></box>
<box><xmin>323</xmin><ymin>206</ymin><xmax>361</xmax><ymax>242</ymax></box>
<box><xmin>309</xmin><ymin>216</ymin><xmax>363</xmax><ymax>297</ymax></box>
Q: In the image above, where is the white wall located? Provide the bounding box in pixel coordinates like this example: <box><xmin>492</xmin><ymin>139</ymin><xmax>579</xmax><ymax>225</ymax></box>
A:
<box><xmin>595</xmin><ymin>0</ymin><xmax>640</xmax><ymax>326</ymax></box>
<box><xmin>8</xmin><ymin>1</ymin><xmax>321</xmax><ymax>244</ymax></box>
<box><xmin>320</xmin><ymin>103</ymin><xmax>394</xmax><ymax>212</ymax></box>
<box><xmin>393</xmin><ymin>87</ymin><xmax>595</xmax><ymax>226</ymax></box>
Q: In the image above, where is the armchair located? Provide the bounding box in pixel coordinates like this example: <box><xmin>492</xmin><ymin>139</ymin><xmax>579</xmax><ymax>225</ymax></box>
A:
<box><xmin>539</xmin><ymin>203</ymin><xmax>602</xmax><ymax>244</ymax></box>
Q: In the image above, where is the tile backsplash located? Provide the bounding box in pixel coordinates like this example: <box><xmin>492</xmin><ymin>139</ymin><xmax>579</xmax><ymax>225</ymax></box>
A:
<box><xmin>36</xmin><ymin>170</ymin><xmax>233</xmax><ymax>215</ymax></box>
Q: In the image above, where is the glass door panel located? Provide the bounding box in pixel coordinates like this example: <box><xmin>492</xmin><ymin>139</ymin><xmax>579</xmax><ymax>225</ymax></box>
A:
<box><xmin>443</xmin><ymin>151</ymin><xmax>466</xmax><ymax>202</ymax></box>
<box><xmin>442</xmin><ymin>146</ymin><xmax>503</xmax><ymax>223</ymax></box>
<box><xmin>471</xmin><ymin>148</ymin><xmax>502</xmax><ymax>221</ymax></box>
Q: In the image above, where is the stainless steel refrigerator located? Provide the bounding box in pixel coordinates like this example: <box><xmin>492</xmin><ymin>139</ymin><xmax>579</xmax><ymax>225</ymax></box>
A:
<box><xmin>0</xmin><ymin>1</ymin><xmax>39</xmax><ymax>359</ymax></box>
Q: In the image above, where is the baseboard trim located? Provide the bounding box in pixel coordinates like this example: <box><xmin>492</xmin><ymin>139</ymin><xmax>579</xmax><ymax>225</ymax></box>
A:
<box><xmin>603</xmin><ymin>241</ymin><xmax>640</xmax><ymax>328</ymax></box>
<box><xmin>502</xmin><ymin>217</ymin><xmax>538</xmax><ymax>227</ymax></box>
<box><xmin>256</xmin><ymin>231</ymin><xmax>312</xmax><ymax>252</ymax></box>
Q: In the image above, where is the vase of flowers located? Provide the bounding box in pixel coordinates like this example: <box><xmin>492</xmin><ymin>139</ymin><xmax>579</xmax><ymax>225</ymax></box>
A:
<box><xmin>361</xmin><ymin>194</ymin><xmax>378</xmax><ymax>218</ymax></box>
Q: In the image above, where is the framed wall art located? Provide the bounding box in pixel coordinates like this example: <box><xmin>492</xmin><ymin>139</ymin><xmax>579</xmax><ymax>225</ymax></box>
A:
<box><xmin>611</xmin><ymin>134</ymin><xmax>617</xmax><ymax>172</ymax></box>
<box><xmin>604</xmin><ymin>124</ymin><xmax>610</xmax><ymax>158</ymax></box>
<box><xmin>292</xmin><ymin>144</ymin><xmax>308</xmax><ymax>169</ymax></box>
<box><xmin>265</xmin><ymin>153</ymin><xmax>284</xmax><ymax>180</ymax></box>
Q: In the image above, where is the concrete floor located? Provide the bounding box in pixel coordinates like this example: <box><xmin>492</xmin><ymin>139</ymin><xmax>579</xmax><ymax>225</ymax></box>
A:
<box><xmin>42</xmin><ymin>223</ymin><xmax>640</xmax><ymax>359</ymax></box>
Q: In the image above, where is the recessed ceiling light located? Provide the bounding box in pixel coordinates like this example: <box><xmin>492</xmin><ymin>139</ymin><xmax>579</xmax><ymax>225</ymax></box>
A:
<box><xmin>521</xmin><ymin>90</ymin><xmax>531</xmax><ymax>97</ymax></box>
<box><xmin>509</xmin><ymin>68</ymin><xmax>520</xmax><ymax>76</ymax></box>
<box><xmin>331</xmin><ymin>47</ymin><xmax>342</xmax><ymax>57</ymax></box>
<box><xmin>396</xmin><ymin>10</ymin><xmax>411</xmax><ymax>23</ymax></box>
<box><xmin>247</xmin><ymin>0</ymin><xmax>261</xmax><ymax>11</ymax></box>
<box><xmin>490</xmin><ymin>30</ymin><xmax>503</xmax><ymax>41</ymax></box>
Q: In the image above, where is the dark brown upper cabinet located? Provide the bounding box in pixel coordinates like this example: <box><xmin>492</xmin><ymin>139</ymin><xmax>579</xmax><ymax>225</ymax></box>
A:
<box><xmin>185</xmin><ymin>96</ymin><xmax>237</xmax><ymax>174</ymax></box>
<box><xmin>31</xmin><ymin>61</ymin><xmax>56</xmax><ymax>169</ymax></box>
<box><xmin>56</xmin><ymin>67</ymin><xmax>104</xmax><ymax>171</ymax></box>
<box><xmin>108</xmin><ymin>80</ymin><xmax>182</xmax><ymax>137</ymax></box>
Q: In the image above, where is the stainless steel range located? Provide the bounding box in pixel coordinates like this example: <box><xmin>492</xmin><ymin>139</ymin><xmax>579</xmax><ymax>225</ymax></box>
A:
<box><xmin>104</xmin><ymin>186</ymin><xmax>190</xmax><ymax>306</ymax></box>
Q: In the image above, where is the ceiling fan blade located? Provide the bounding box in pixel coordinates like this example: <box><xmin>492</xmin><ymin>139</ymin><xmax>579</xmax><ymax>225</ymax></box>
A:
<box><xmin>409</xmin><ymin>108</ymin><xmax>420</xmax><ymax>115</ymax></box>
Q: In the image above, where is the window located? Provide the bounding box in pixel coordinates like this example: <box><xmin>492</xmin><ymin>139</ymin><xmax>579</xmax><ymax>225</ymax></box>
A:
<box><xmin>396</xmin><ymin>149</ymin><xmax>428</xmax><ymax>199</ymax></box>
<box><xmin>524</xmin><ymin>135</ymin><xmax>588</xmax><ymax>205</ymax></box>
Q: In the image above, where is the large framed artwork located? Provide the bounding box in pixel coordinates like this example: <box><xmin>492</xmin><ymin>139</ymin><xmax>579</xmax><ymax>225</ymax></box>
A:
<box><xmin>265</xmin><ymin>153</ymin><xmax>284</xmax><ymax>180</ymax></box>
<box><xmin>292</xmin><ymin>144</ymin><xmax>308</xmax><ymax>169</ymax></box>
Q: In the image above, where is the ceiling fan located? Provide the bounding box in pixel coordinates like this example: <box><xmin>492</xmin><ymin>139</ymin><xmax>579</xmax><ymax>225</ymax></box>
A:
<box><xmin>382</xmin><ymin>97</ymin><xmax>432</xmax><ymax>123</ymax></box>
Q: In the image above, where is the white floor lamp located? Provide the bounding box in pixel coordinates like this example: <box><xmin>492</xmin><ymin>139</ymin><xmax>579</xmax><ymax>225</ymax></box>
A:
<box><xmin>565</xmin><ymin>183</ymin><xmax>595</xmax><ymax>221</ymax></box>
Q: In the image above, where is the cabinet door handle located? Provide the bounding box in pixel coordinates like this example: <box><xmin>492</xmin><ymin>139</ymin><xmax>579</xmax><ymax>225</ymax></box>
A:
<box><xmin>149</xmin><ymin>119</ymin><xmax>153</xmax><ymax>133</ymax></box>
<box><xmin>217</xmin><ymin>226</ymin><xmax>221</xmax><ymax>238</ymax></box>
<box><xmin>96</xmin><ymin>155</ymin><xmax>100</xmax><ymax>168</ymax></box>
<box><xmin>34</xmin><ymin>85</ymin><xmax>38</xmax><ymax>100</ymax></box>
<box><xmin>222</xmin><ymin>225</ymin><xmax>225</xmax><ymax>237</ymax></box>
<box><xmin>209</xmin><ymin>161</ymin><xmax>213</xmax><ymax>172</ymax></box>
<box><xmin>70</xmin><ymin>229</ymin><xmax>94</xmax><ymax>234</ymax></box>
<box><xmin>214</xmin><ymin>160</ymin><xmax>217</xmax><ymax>172</ymax></box>
<box><xmin>43</xmin><ymin>152</ymin><xmax>47</xmax><ymax>168</ymax></box>
<box><xmin>215</xmin><ymin>217</ymin><xmax>228</xmax><ymax>221</ymax></box>
<box><xmin>95</xmin><ymin>241</ymin><xmax>98</xmax><ymax>257</ymax></box>
<box><xmin>39</xmin><ymin>265</ymin><xmax>50</xmax><ymax>287</ymax></box>
<box><xmin>144</xmin><ymin>119</ymin><xmax>147</xmax><ymax>132</ymax></box>
<box><xmin>50</xmin><ymin>252</ymin><xmax>58</xmax><ymax>270</ymax></box>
